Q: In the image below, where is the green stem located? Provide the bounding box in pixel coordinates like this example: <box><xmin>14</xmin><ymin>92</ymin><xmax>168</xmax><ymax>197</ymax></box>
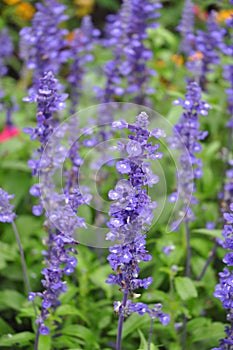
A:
<box><xmin>11</xmin><ymin>220</ymin><xmax>37</xmax><ymax>317</ymax></box>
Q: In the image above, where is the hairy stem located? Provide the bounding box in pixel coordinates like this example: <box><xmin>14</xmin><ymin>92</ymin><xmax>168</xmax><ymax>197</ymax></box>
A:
<box><xmin>11</xmin><ymin>220</ymin><xmax>37</xmax><ymax>316</ymax></box>
<box><xmin>182</xmin><ymin>315</ymin><xmax>187</xmax><ymax>350</ymax></box>
<box><xmin>222</xmin><ymin>127</ymin><xmax>233</xmax><ymax>191</ymax></box>
<box><xmin>197</xmin><ymin>241</ymin><xmax>218</xmax><ymax>281</ymax></box>
<box><xmin>182</xmin><ymin>220</ymin><xmax>192</xmax><ymax>350</ymax></box>
<box><xmin>116</xmin><ymin>290</ymin><xmax>128</xmax><ymax>350</ymax></box>
<box><xmin>148</xmin><ymin>318</ymin><xmax>154</xmax><ymax>350</ymax></box>
<box><xmin>185</xmin><ymin>221</ymin><xmax>191</xmax><ymax>278</ymax></box>
<box><xmin>34</xmin><ymin>326</ymin><xmax>40</xmax><ymax>350</ymax></box>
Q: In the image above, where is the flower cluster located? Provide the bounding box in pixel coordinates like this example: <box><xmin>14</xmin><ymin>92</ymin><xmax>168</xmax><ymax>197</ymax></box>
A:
<box><xmin>23</xmin><ymin>71</ymin><xmax>67</xmax><ymax>176</ymax></box>
<box><xmin>68</xmin><ymin>16</ymin><xmax>100</xmax><ymax>115</ymax></box>
<box><xmin>213</xmin><ymin>204</ymin><xmax>233</xmax><ymax>348</ymax></box>
<box><xmin>221</xmin><ymin>7</ymin><xmax>233</xmax><ymax>126</ymax></box>
<box><xmin>187</xmin><ymin>12</ymin><xmax>225</xmax><ymax>90</ymax></box>
<box><xmin>0</xmin><ymin>28</ymin><xmax>13</xmax><ymax>77</ymax></box>
<box><xmin>28</xmin><ymin>229</ymin><xmax>79</xmax><ymax>335</ymax></box>
<box><xmin>23</xmin><ymin>71</ymin><xmax>86</xmax><ymax>335</ymax></box>
<box><xmin>0</xmin><ymin>188</ymin><xmax>16</xmax><ymax>223</ymax></box>
<box><xmin>97</xmin><ymin>0</ymin><xmax>161</xmax><ymax>106</ymax></box>
<box><xmin>169</xmin><ymin>81</ymin><xmax>210</xmax><ymax>225</ymax></box>
<box><xmin>20</xmin><ymin>0</ymin><xmax>69</xmax><ymax>87</ymax></box>
<box><xmin>106</xmin><ymin>112</ymin><xmax>169</xmax><ymax>325</ymax></box>
<box><xmin>176</xmin><ymin>0</ymin><xmax>195</xmax><ymax>56</ymax></box>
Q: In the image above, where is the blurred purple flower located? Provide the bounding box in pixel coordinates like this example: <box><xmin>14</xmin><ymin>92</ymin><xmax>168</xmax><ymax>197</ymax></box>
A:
<box><xmin>206</xmin><ymin>222</ymin><xmax>215</xmax><ymax>230</ymax></box>
<box><xmin>176</xmin><ymin>0</ymin><xmax>195</xmax><ymax>55</ymax></box>
<box><xmin>162</xmin><ymin>245</ymin><xmax>175</xmax><ymax>255</ymax></box>
<box><xmin>169</xmin><ymin>81</ymin><xmax>210</xmax><ymax>224</ymax></box>
<box><xmin>97</xmin><ymin>0</ymin><xmax>161</xmax><ymax>106</ymax></box>
<box><xmin>213</xmin><ymin>205</ymin><xmax>233</xmax><ymax>347</ymax></box>
<box><xmin>187</xmin><ymin>11</ymin><xmax>225</xmax><ymax>90</ymax></box>
<box><xmin>20</xmin><ymin>0</ymin><xmax>69</xmax><ymax>87</ymax></box>
<box><xmin>0</xmin><ymin>29</ymin><xmax>13</xmax><ymax>77</ymax></box>
<box><xmin>68</xmin><ymin>16</ymin><xmax>100</xmax><ymax>115</ymax></box>
<box><xmin>0</xmin><ymin>188</ymin><xmax>16</xmax><ymax>223</ymax></box>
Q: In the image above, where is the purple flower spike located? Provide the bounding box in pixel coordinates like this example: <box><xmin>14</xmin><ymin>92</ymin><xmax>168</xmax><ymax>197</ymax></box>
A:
<box><xmin>0</xmin><ymin>188</ymin><xmax>16</xmax><ymax>223</ymax></box>
<box><xmin>20</xmin><ymin>0</ymin><xmax>69</xmax><ymax>87</ymax></box>
<box><xmin>176</xmin><ymin>0</ymin><xmax>195</xmax><ymax>55</ymax></box>
<box><xmin>169</xmin><ymin>81</ymin><xmax>210</xmax><ymax>225</ymax></box>
<box><xmin>97</xmin><ymin>0</ymin><xmax>161</xmax><ymax>108</ymax></box>
<box><xmin>0</xmin><ymin>29</ymin><xmax>14</xmax><ymax>77</ymax></box>
<box><xmin>68</xmin><ymin>16</ymin><xmax>100</xmax><ymax>114</ymax></box>
<box><xmin>106</xmin><ymin>112</ymin><xmax>169</xmax><ymax>345</ymax></box>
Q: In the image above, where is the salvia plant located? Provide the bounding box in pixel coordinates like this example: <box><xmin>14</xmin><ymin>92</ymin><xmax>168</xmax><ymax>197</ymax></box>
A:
<box><xmin>1</xmin><ymin>0</ymin><xmax>233</xmax><ymax>349</ymax></box>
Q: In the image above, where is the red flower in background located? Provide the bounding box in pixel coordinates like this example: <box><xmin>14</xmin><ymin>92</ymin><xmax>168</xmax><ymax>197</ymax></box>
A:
<box><xmin>0</xmin><ymin>124</ymin><xmax>19</xmax><ymax>143</ymax></box>
<box><xmin>193</xmin><ymin>5</ymin><xmax>209</xmax><ymax>21</ymax></box>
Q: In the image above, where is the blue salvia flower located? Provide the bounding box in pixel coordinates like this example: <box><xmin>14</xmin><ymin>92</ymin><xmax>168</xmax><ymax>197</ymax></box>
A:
<box><xmin>221</xmin><ymin>6</ymin><xmax>233</xmax><ymax>127</ymax></box>
<box><xmin>224</xmin><ymin>65</ymin><xmax>233</xmax><ymax>126</ymax></box>
<box><xmin>23</xmin><ymin>72</ymin><xmax>86</xmax><ymax>335</ymax></box>
<box><xmin>106</xmin><ymin>112</ymin><xmax>169</xmax><ymax>349</ymax></box>
<box><xmin>68</xmin><ymin>16</ymin><xmax>100</xmax><ymax>115</ymax></box>
<box><xmin>0</xmin><ymin>188</ymin><xmax>16</xmax><ymax>223</ymax></box>
<box><xmin>0</xmin><ymin>28</ymin><xmax>14</xmax><ymax>77</ymax></box>
<box><xmin>169</xmin><ymin>81</ymin><xmax>210</xmax><ymax>226</ymax></box>
<box><xmin>187</xmin><ymin>11</ymin><xmax>225</xmax><ymax>90</ymax></box>
<box><xmin>23</xmin><ymin>71</ymin><xmax>68</xmax><ymax>217</ymax></box>
<box><xmin>176</xmin><ymin>0</ymin><xmax>195</xmax><ymax>56</ymax></box>
<box><xmin>28</xmin><ymin>229</ymin><xmax>79</xmax><ymax>335</ymax></box>
<box><xmin>97</xmin><ymin>0</ymin><xmax>161</xmax><ymax>106</ymax></box>
<box><xmin>0</xmin><ymin>28</ymin><xmax>14</xmax><ymax>112</ymax></box>
<box><xmin>20</xmin><ymin>0</ymin><xmax>69</xmax><ymax>87</ymax></box>
<box><xmin>213</xmin><ymin>173</ymin><xmax>233</xmax><ymax>349</ymax></box>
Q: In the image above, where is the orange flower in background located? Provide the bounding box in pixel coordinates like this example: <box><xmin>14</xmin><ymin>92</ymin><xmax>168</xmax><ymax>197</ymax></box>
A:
<box><xmin>66</xmin><ymin>31</ymin><xmax>75</xmax><ymax>43</ymax></box>
<box><xmin>188</xmin><ymin>51</ymin><xmax>204</xmax><ymax>62</ymax></box>
<box><xmin>74</xmin><ymin>0</ymin><xmax>95</xmax><ymax>17</ymax></box>
<box><xmin>154</xmin><ymin>59</ymin><xmax>166</xmax><ymax>69</ymax></box>
<box><xmin>216</xmin><ymin>9</ymin><xmax>233</xmax><ymax>23</ymax></box>
<box><xmin>172</xmin><ymin>54</ymin><xmax>184</xmax><ymax>66</ymax></box>
<box><xmin>15</xmin><ymin>2</ymin><xmax>35</xmax><ymax>21</ymax></box>
<box><xmin>3</xmin><ymin>0</ymin><xmax>20</xmax><ymax>5</ymax></box>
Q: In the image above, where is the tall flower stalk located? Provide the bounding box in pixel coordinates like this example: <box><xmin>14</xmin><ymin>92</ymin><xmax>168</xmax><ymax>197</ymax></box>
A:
<box><xmin>20</xmin><ymin>0</ymin><xmax>69</xmax><ymax>88</ymax></box>
<box><xmin>169</xmin><ymin>81</ymin><xmax>210</xmax><ymax>349</ymax></box>
<box><xmin>213</xmin><ymin>162</ymin><xmax>233</xmax><ymax>349</ymax></box>
<box><xmin>23</xmin><ymin>72</ymin><xmax>87</xmax><ymax>342</ymax></box>
<box><xmin>186</xmin><ymin>12</ymin><xmax>225</xmax><ymax>90</ymax></box>
<box><xmin>68</xmin><ymin>15</ymin><xmax>100</xmax><ymax>115</ymax></box>
<box><xmin>176</xmin><ymin>0</ymin><xmax>195</xmax><ymax>56</ymax></box>
<box><xmin>0</xmin><ymin>188</ymin><xmax>35</xmax><ymax>311</ymax></box>
<box><xmin>106</xmin><ymin>112</ymin><xmax>169</xmax><ymax>350</ymax></box>
<box><xmin>97</xmin><ymin>0</ymin><xmax>161</xmax><ymax>107</ymax></box>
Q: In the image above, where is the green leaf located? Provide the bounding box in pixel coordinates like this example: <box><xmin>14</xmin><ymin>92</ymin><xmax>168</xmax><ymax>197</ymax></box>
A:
<box><xmin>89</xmin><ymin>264</ymin><xmax>113</xmax><ymax>299</ymax></box>
<box><xmin>38</xmin><ymin>333</ymin><xmax>51</xmax><ymax>350</ymax></box>
<box><xmin>0</xmin><ymin>332</ymin><xmax>34</xmax><ymax>347</ymax></box>
<box><xmin>174</xmin><ymin>277</ymin><xmax>198</xmax><ymax>301</ymax></box>
<box><xmin>137</xmin><ymin>329</ymin><xmax>158</xmax><ymax>350</ymax></box>
<box><xmin>0</xmin><ymin>290</ymin><xmax>25</xmax><ymax>311</ymax></box>
<box><xmin>56</xmin><ymin>305</ymin><xmax>90</xmax><ymax>325</ymax></box>
<box><xmin>189</xmin><ymin>321</ymin><xmax>225</xmax><ymax>343</ymax></box>
<box><xmin>0</xmin><ymin>242</ymin><xmax>18</xmax><ymax>270</ymax></box>
<box><xmin>1</xmin><ymin>160</ymin><xmax>30</xmax><ymax>172</ymax></box>
<box><xmin>192</xmin><ymin>229</ymin><xmax>222</xmax><ymax>239</ymax></box>
<box><xmin>108</xmin><ymin>313</ymin><xmax>149</xmax><ymax>338</ymax></box>
<box><xmin>114</xmin><ymin>313</ymin><xmax>150</xmax><ymax>339</ymax></box>
<box><xmin>62</xmin><ymin>325</ymin><xmax>98</xmax><ymax>346</ymax></box>
<box><xmin>0</xmin><ymin>318</ymin><xmax>14</xmax><ymax>336</ymax></box>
